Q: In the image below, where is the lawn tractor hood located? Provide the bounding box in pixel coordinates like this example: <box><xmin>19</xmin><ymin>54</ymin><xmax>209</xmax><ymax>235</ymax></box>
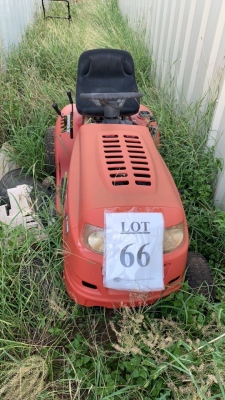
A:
<box><xmin>67</xmin><ymin>124</ymin><xmax>185</xmax><ymax>231</ymax></box>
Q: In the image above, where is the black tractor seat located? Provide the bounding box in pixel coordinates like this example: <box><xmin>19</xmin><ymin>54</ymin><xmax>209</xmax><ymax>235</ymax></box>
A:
<box><xmin>76</xmin><ymin>48</ymin><xmax>140</xmax><ymax>117</ymax></box>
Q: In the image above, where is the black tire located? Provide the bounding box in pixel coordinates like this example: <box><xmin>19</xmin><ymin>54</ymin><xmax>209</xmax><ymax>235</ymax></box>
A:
<box><xmin>0</xmin><ymin>168</ymin><xmax>47</xmax><ymax>208</ymax></box>
<box><xmin>45</xmin><ymin>126</ymin><xmax>55</xmax><ymax>176</ymax></box>
<box><xmin>186</xmin><ymin>252</ymin><xmax>215</xmax><ymax>300</ymax></box>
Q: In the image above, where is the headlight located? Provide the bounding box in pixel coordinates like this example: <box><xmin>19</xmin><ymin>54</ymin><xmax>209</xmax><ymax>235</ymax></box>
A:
<box><xmin>83</xmin><ymin>224</ymin><xmax>104</xmax><ymax>254</ymax></box>
<box><xmin>163</xmin><ymin>223</ymin><xmax>184</xmax><ymax>253</ymax></box>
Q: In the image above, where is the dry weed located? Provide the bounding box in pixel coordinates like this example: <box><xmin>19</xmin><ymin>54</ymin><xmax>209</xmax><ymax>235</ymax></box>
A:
<box><xmin>110</xmin><ymin>307</ymin><xmax>225</xmax><ymax>399</ymax></box>
<box><xmin>0</xmin><ymin>355</ymin><xmax>47</xmax><ymax>400</ymax></box>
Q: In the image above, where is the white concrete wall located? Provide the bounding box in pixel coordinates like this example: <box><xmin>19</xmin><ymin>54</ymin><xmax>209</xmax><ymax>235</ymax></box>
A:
<box><xmin>0</xmin><ymin>0</ymin><xmax>41</xmax><ymax>56</ymax></box>
<box><xmin>119</xmin><ymin>0</ymin><xmax>225</xmax><ymax>210</ymax></box>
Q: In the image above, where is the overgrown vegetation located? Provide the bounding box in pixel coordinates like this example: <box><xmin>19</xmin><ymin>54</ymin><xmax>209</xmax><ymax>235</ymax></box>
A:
<box><xmin>0</xmin><ymin>1</ymin><xmax>225</xmax><ymax>399</ymax></box>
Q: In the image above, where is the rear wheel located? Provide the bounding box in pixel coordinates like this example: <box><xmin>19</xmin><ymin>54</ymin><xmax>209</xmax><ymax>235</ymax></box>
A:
<box><xmin>45</xmin><ymin>126</ymin><xmax>55</xmax><ymax>176</ymax></box>
<box><xmin>186</xmin><ymin>252</ymin><xmax>215</xmax><ymax>300</ymax></box>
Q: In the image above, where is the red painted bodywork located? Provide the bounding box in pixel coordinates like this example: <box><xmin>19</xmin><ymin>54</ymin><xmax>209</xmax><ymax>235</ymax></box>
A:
<box><xmin>54</xmin><ymin>103</ymin><xmax>189</xmax><ymax>308</ymax></box>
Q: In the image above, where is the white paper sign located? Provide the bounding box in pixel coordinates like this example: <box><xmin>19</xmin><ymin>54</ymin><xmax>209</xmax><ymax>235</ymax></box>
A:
<box><xmin>103</xmin><ymin>212</ymin><xmax>164</xmax><ymax>291</ymax></box>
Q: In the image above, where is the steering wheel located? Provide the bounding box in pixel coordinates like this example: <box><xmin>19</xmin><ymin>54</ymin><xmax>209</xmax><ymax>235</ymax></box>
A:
<box><xmin>80</xmin><ymin>92</ymin><xmax>143</xmax><ymax>108</ymax></box>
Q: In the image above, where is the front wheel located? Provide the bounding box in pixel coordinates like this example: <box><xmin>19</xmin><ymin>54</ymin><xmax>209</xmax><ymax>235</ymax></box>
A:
<box><xmin>186</xmin><ymin>252</ymin><xmax>215</xmax><ymax>300</ymax></box>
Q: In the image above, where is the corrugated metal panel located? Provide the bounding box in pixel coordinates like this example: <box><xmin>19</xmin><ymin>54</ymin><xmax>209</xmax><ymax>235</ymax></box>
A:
<box><xmin>0</xmin><ymin>0</ymin><xmax>41</xmax><ymax>56</ymax></box>
<box><xmin>118</xmin><ymin>0</ymin><xmax>225</xmax><ymax>210</ymax></box>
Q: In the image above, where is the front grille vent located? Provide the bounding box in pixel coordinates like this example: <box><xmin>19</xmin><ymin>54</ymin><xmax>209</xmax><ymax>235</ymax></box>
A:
<box><xmin>103</xmin><ymin>134</ymin><xmax>128</xmax><ymax>186</ymax></box>
<box><xmin>102</xmin><ymin>133</ymin><xmax>151</xmax><ymax>187</ymax></box>
<box><xmin>124</xmin><ymin>134</ymin><xmax>151</xmax><ymax>186</ymax></box>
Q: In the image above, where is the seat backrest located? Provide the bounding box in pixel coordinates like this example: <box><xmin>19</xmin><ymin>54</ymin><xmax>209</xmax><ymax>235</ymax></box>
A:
<box><xmin>76</xmin><ymin>48</ymin><xmax>140</xmax><ymax>116</ymax></box>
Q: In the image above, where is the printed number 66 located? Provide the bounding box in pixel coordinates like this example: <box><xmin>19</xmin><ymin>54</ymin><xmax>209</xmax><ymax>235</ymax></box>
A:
<box><xmin>120</xmin><ymin>243</ymin><xmax>150</xmax><ymax>268</ymax></box>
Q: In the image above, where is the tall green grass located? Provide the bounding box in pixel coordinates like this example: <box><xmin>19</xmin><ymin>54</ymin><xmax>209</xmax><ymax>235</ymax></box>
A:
<box><xmin>0</xmin><ymin>1</ymin><xmax>225</xmax><ymax>399</ymax></box>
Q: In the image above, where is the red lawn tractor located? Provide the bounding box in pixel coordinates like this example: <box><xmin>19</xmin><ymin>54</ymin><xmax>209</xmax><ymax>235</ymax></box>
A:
<box><xmin>45</xmin><ymin>48</ymin><xmax>214</xmax><ymax>308</ymax></box>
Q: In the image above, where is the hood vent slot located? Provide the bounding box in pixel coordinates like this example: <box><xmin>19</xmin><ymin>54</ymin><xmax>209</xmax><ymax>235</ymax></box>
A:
<box><xmin>132</xmin><ymin>167</ymin><xmax>150</xmax><ymax>171</ymax></box>
<box><xmin>105</xmin><ymin>150</ymin><xmax>122</xmax><ymax>154</ymax></box>
<box><xmin>104</xmin><ymin>145</ymin><xmax>120</xmax><ymax>148</ymax></box>
<box><xmin>108</xmin><ymin>166</ymin><xmax>126</xmax><ymax>171</ymax></box>
<box><xmin>129</xmin><ymin>155</ymin><xmax>147</xmax><ymax>159</ymax></box>
<box><xmin>105</xmin><ymin>155</ymin><xmax>123</xmax><ymax>159</ymax></box>
<box><xmin>106</xmin><ymin>161</ymin><xmax>125</xmax><ymax>165</ymax></box>
<box><xmin>135</xmin><ymin>181</ymin><xmax>151</xmax><ymax>186</ymax></box>
<box><xmin>112</xmin><ymin>180</ymin><xmax>129</xmax><ymax>186</ymax></box>
<box><xmin>110</xmin><ymin>173</ymin><xmax>128</xmax><ymax>178</ymax></box>
<box><xmin>126</xmin><ymin>145</ymin><xmax>143</xmax><ymax>148</ymax></box>
<box><xmin>128</xmin><ymin>150</ymin><xmax>145</xmax><ymax>154</ymax></box>
<box><xmin>124</xmin><ymin>135</ymin><xmax>139</xmax><ymax>139</ymax></box>
<box><xmin>131</xmin><ymin>161</ymin><xmax>148</xmax><ymax>165</ymax></box>
<box><xmin>134</xmin><ymin>173</ymin><xmax>151</xmax><ymax>178</ymax></box>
